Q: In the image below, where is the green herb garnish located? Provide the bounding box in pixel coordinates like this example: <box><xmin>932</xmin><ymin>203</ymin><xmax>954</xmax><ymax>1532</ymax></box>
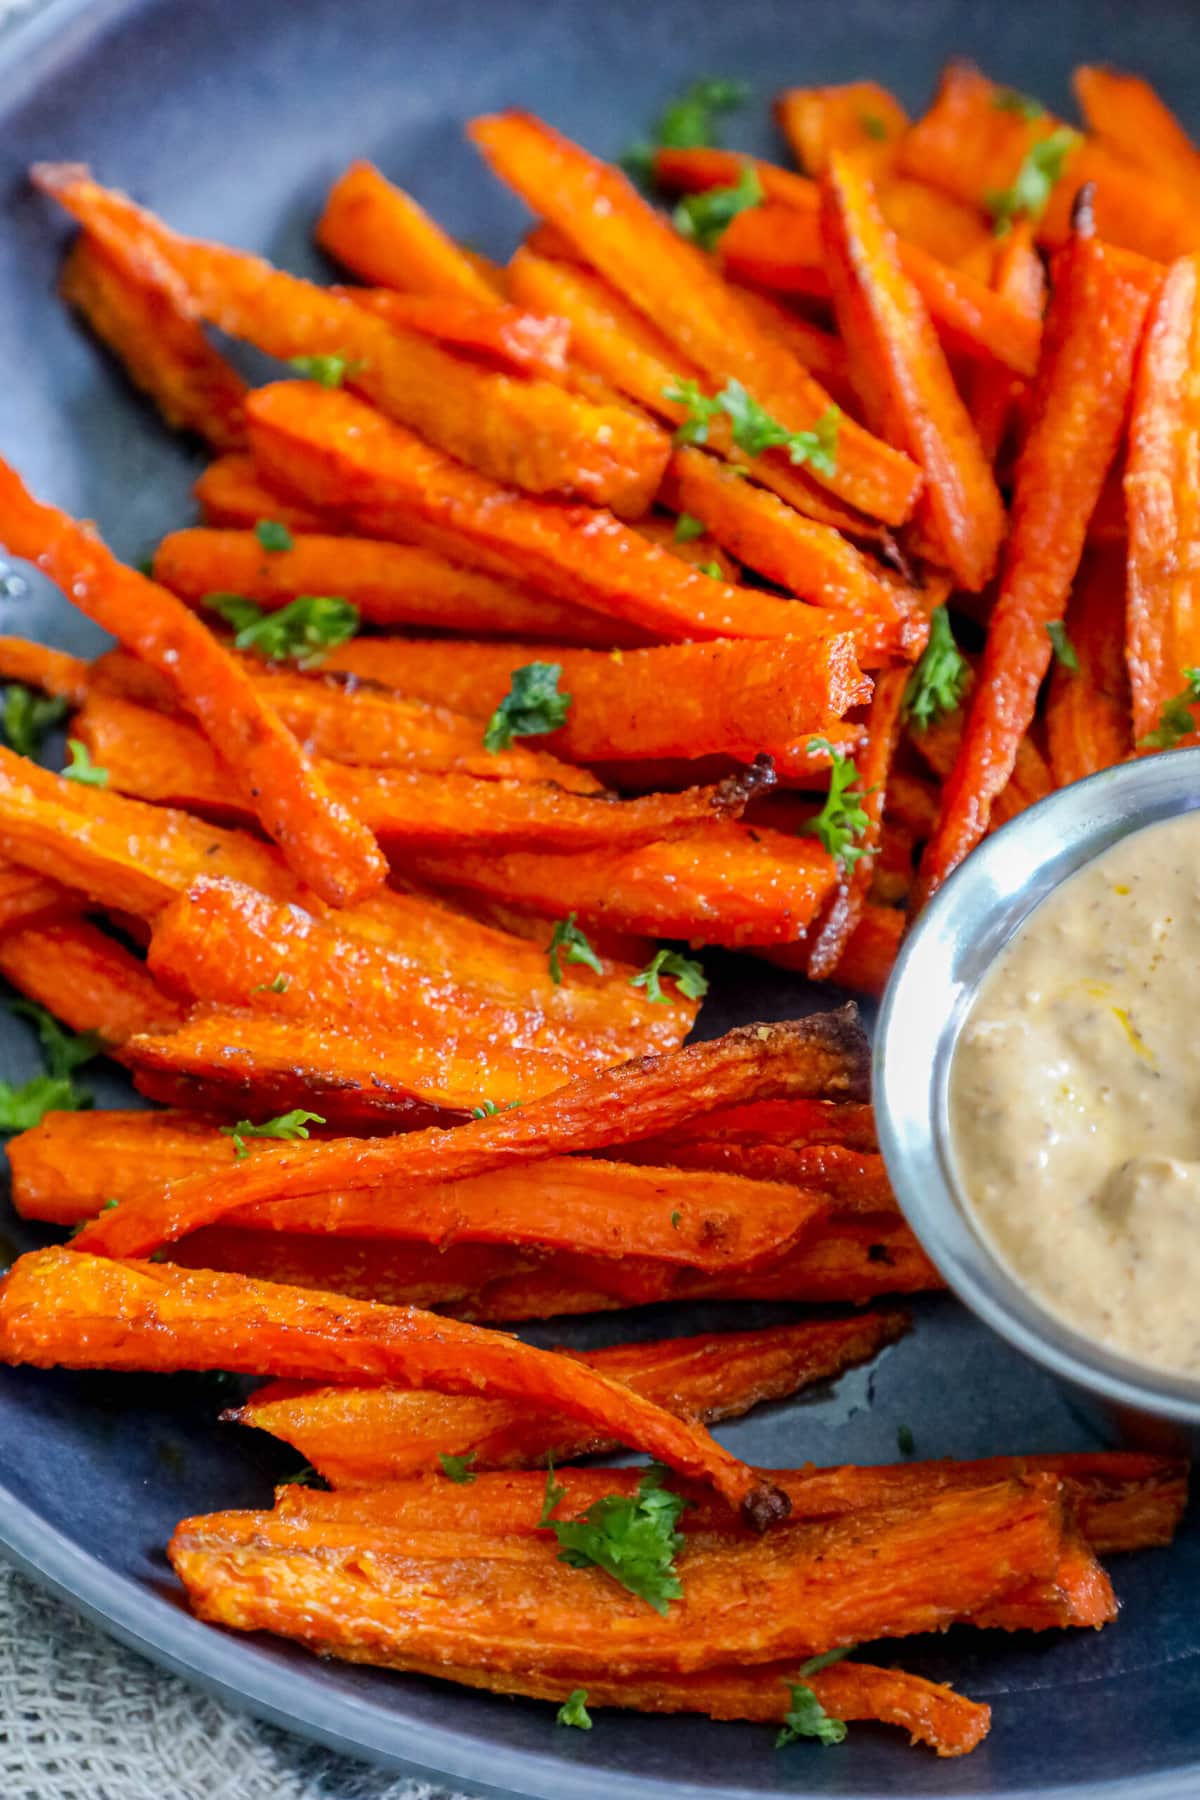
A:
<box><xmin>539</xmin><ymin>1457</ymin><xmax>568</xmax><ymax>1527</ymax></box>
<box><xmin>439</xmin><ymin>1451</ymin><xmax>478</xmax><ymax>1485</ymax></box>
<box><xmin>287</xmin><ymin>354</ymin><xmax>361</xmax><ymax>388</ymax></box>
<box><xmin>776</xmin><ymin>1649</ymin><xmax>853</xmax><ymax>1748</ymax></box>
<box><xmin>62</xmin><ymin>739</ymin><xmax>108</xmax><ymax>787</ymax></box>
<box><xmin>1139</xmin><ymin>668</ymin><xmax>1200</xmax><ymax>749</ymax></box>
<box><xmin>897</xmin><ymin>1423</ymin><xmax>916</xmax><ymax>1456</ymax></box>
<box><xmin>992</xmin><ymin>86</ymin><xmax>1047</xmax><ymax>121</ymax></box>
<box><xmin>902</xmin><ymin>605</ymin><xmax>969</xmax><ymax>731</ymax></box>
<box><xmin>470</xmin><ymin>1099</ymin><xmax>521</xmax><ymax>1119</ymax></box>
<box><xmin>697</xmin><ymin>560</ymin><xmax>724</xmax><ymax>579</ymax></box>
<box><xmin>0</xmin><ymin>999</ymin><xmax>102</xmax><ymax>1132</ymax></box>
<box><xmin>252</xmin><ymin>973</ymin><xmax>290</xmax><ymax>995</ymax></box>
<box><xmin>803</xmin><ymin>740</ymin><xmax>872</xmax><ymax>872</ymax></box>
<box><xmin>556</xmin><ymin>1690</ymin><xmax>593</xmax><ymax>1731</ymax></box>
<box><xmin>673</xmin><ymin>513</ymin><xmax>707</xmax><ymax>543</ymax></box>
<box><xmin>858</xmin><ymin>112</ymin><xmax>889</xmax><ymax>140</ymax></box>
<box><xmin>548</xmin><ymin>913</ymin><xmax>603</xmax><ymax>984</ymax></box>
<box><xmin>1</xmin><ymin>685</ymin><xmax>68</xmax><ymax>759</ymax></box>
<box><xmin>484</xmin><ymin>662</ymin><xmax>571</xmax><ymax>752</ymax></box>
<box><xmin>673</xmin><ymin>165</ymin><xmax>764</xmax><ymax>250</ymax></box>
<box><xmin>631</xmin><ymin>948</ymin><xmax>708</xmax><ymax>1004</ymax></box>
<box><xmin>204</xmin><ymin>592</ymin><xmax>359</xmax><ymax>666</ymax></box>
<box><xmin>986</xmin><ymin>127</ymin><xmax>1081</xmax><ymax>234</ymax></box>
<box><xmin>664</xmin><ymin>377</ymin><xmax>840</xmax><ymax>476</ymax></box>
<box><xmin>254</xmin><ymin>519</ymin><xmax>295</xmax><ymax>553</ymax></box>
<box><xmin>1046</xmin><ymin>620</ymin><xmax>1079</xmax><ymax>672</ymax></box>
<box><xmin>221</xmin><ymin>1109</ymin><xmax>325</xmax><ymax>1160</ymax></box>
<box><xmin>623</xmin><ymin>78</ymin><xmax>749</xmax><ymax>183</ymax></box>
<box><xmin>277</xmin><ymin>1463</ymin><xmax>324</xmax><ymax>1488</ymax></box>
<box><xmin>543</xmin><ymin>1464</ymin><xmax>688</xmax><ymax>1615</ymax></box>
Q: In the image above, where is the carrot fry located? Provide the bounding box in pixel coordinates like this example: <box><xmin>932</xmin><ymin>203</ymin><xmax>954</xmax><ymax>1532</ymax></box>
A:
<box><xmin>1125</xmin><ymin>254</ymin><xmax>1200</xmax><ymax>740</ymax></box>
<box><xmin>340</xmin><ymin>286</ymin><xmax>570</xmax><ymax>378</ymax></box>
<box><xmin>966</xmin><ymin>221</ymin><xmax>1045</xmax><ymax>464</ymax></box>
<box><xmin>317</xmin><ymin>161</ymin><xmax>501</xmax><ymax>303</ymax></box>
<box><xmin>61</xmin><ymin>233</ymin><xmax>248</xmax><ymax>451</ymax></box>
<box><xmin>167</xmin><ymin>1474</ymin><xmax>1084</xmax><ymax>1674</ymax></box>
<box><xmin>320</xmin><ymin>634</ymin><xmax>869</xmax><ymax>772</ymax></box>
<box><xmin>643</xmin><ymin>1095</ymin><xmax>877</xmax><ymax>1151</ymax></box>
<box><xmin>71</xmin><ymin>690</ymin><xmax>771</xmax><ymax>854</ymax></box>
<box><xmin>0</xmin><ymin>1249</ymin><xmax>784</xmax><ymax>1521</ymax></box>
<box><xmin>469</xmin><ymin>112</ymin><xmax>922</xmax><ymax>524</ymax></box>
<box><xmin>153</xmin><ymin>526</ymin><xmax>643</xmax><ymax>648</ymax></box>
<box><xmin>627</xmin><ymin>1137</ymin><xmax>894</xmax><ymax>1215</ymax></box>
<box><xmin>916</xmin><ymin>230</ymin><xmax>1160</xmax><ymax>901</ymax></box>
<box><xmin>0</xmin><ymin>916</ymin><xmax>184</xmax><ymax>1044</ymax></box>
<box><xmin>1074</xmin><ymin>67</ymin><xmax>1200</xmax><ymax>208</ymax></box>
<box><xmin>0</xmin><ymin>462</ymin><xmax>386</xmax><ymax>908</ymax></box>
<box><xmin>820</xmin><ymin>155</ymin><xmax>1005</xmax><ymax>591</ymax></box>
<box><xmin>1046</xmin><ymin>545</ymin><xmax>1132</xmax><ymax>784</ymax></box>
<box><xmin>232</xmin><ymin>1313</ymin><xmax>907</xmax><ymax>1485</ymax></box>
<box><xmin>194</xmin><ymin>453</ymin><xmax>336</xmax><ymax>533</ymax></box>
<box><xmin>873</xmin><ymin>178</ymin><xmax>991</xmax><ymax>269</ymax></box>
<box><xmin>245</xmin><ymin>382</ymin><xmax>907</xmax><ymax>665</ymax></box>
<box><xmin>900</xmin><ymin>62</ymin><xmax>1198</xmax><ymax>261</ymax></box>
<box><xmin>805</xmin><ymin>668</ymin><xmax>908</xmax><ymax>980</ymax></box>
<box><xmin>714</xmin><ymin>285</ymin><xmax>851</xmax><ymax>394</ymax></box>
<box><xmin>0</xmin><ymin>863</ymin><xmax>80</xmax><ymax>937</ymax></box>
<box><xmin>776</xmin><ymin>81</ymin><xmax>910</xmax><ymax>176</ymax></box>
<box><xmin>70</xmin><ymin>1011</ymin><xmax>870</xmax><ymax>1260</ymax></box>
<box><xmin>0</xmin><ymin>637</ymin><xmax>89</xmax><ymax>701</ymax></box>
<box><xmin>634</xmin><ymin>512</ymin><xmax>739</xmax><ymax>581</ymax></box>
<box><xmin>36</xmin><ymin>164</ymin><xmax>668</xmax><ymax>517</ymax></box>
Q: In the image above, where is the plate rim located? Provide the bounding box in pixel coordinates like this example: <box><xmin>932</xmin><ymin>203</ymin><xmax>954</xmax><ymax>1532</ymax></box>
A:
<box><xmin>0</xmin><ymin>2</ymin><xmax>1197</xmax><ymax>1796</ymax></box>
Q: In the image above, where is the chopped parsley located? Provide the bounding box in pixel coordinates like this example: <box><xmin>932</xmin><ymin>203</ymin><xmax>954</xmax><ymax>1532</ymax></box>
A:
<box><xmin>1046</xmin><ymin>620</ymin><xmax>1079</xmax><ymax>671</ymax></box>
<box><xmin>697</xmin><ymin>560</ymin><xmax>724</xmax><ymax>579</ymax></box>
<box><xmin>277</xmin><ymin>1462</ymin><xmax>324</xmax><ymax>1488</ymax></box>
<box><xmin>858</xmin><ymin>112</ymin><xmax>890</xmax><ymax>141</ymax></box>
<box><xmin>62</xmin><ymin>739</ymin><xmax>108</xmax><ymax>787</ymax></box>
<box><xmin>986</xmin><ymin>127</ymin><xmax>1081</xmax><ymax>234</ymax></box>
<box><xmin>631</xmin><ymin>948</ymin><xmax>708</xmax><ymax>1004</ymax></box>
<box><xmin>556</xmin><ymin>1690</ymin><xmax>593</xmax><ymax>1731</ymax></box>
<box><xmin>252</xmin><ymin>973</ymin><xmax>290</xmax><ymax>994</ymax></box>
<box><xmin>541</xmin><ymin>1463</ymin><xmax>688</xmax><ymax>1615</ymax></box>
<box><xmin>287</xmin><ymin>353</ymin><xmax>361</xmax><ymax>388</ymax></box>
<box><xmin>897</xmin><ymin>1423</ymin><xmax>916</xmax><ymax>1456</ymax></box>
<box><xmin>9</xmin><ymin>1000</ymin><xmax>102</xmax><ymax>1081</ymax></box>
<box><xmin>623</xmin><ymin>77</ymin><xmax>749</xmax><ymax>183</ymax></box>
<box><xmin>673</xmin><ymin>165</ymin><xmax>764</xmax><ymax>251</ymax></box>
<box><xmin>1139</xmin><ymin>668</ymin><xmax>1200</xmax><ymax>749</ymax></box>
<box><xmin>902</xmin><ymin>605</ymin><xmax>969</xmax><ymax>731</ymax></box>
<box><xmin>992</xmin><ymin>86</ymin><xmax>1047</xmax><ymax>122</ymax></box>
<box><xmin>547</xmin><ymin>913</ymin><xmax>603</xmax><ymax>984</ymax></box>
<box><xmin>221</xmin><ymin>1109</ymin><xmax>325</xmax><ymax>1160</ymax></box>
<box><xmin>471</xmin><ymin>1099</ymin><xmax>521</xmax><ymax>1119</ymax></box>
<box><xmin>1</xmin><ymin>685</ymin><xmax>68</xmax><ymax>759</ymax></box>
<box><xmin>204</xmin><ymin>592</ymin><xmax>360</xmax><ymax>666</ymax></box>
<box><xmin>538</xmin><ymin>1457</ymin><xmax>569</xmax><ymax>1527</ymax></box>
<box><xmin>803</xmin><ymin>740</ymin><xmax>872</xmax><ymax>872</ymax></box>
<box><xmin>483</xmin><ymin>662</ymin><xmax>571</xmax><ymax>752</ymax></box>
<box><xmin>438</xmin><ymin>1451</ymin><xmax>478</xmax><ymax>1485</ymax></box>
<box><xmin>670</xmin><ymin>1209</ymin><xmax>682</xmax><ymax>1229</ymax></box>
<box><xmin>674</xmin><ymin>513</ymin><xmax>707</xmax><ymax>543</ymax></box>
<box><xmin>776</xmin><ymin>1649</ymin><xmax>853</xmax><ymax>1748</ymax></box>
<box><xmin>254</xmin><ymin>519</ymin><xmax>295</xmax><ymax>553</ymax></box>
<box><xmin>0</xmin><ymin>999</ymin><xmax>102</xmax><ymax>1131</ymax></box>
<box><xmin>663</xmin><ymin>377</ymin><xmax>840</xmax><ymax>476</ymax></box>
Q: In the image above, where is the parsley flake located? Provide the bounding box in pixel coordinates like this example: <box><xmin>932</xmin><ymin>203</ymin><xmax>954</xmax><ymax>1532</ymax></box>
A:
<box><xmin>803</xmin><ymin>740</ymin><xmax>873</xmax><ymax>872</ymax></box>
<box><xmin>663</xmin><ymin>377</ymin><xmax>840</xmax><ymax>475</ymax></box>
<box><xmin>623</xmin><ymin>77</ymin><xmax>749</xmax><ymax>183</ymax></box>
<box><xmin>484</xmin><ymin>662</ymin><xmax>571</xmax><ymax>752</ymax></box>
<box><xmin>548</xmin><ymin>913</ymin><xmax>603</xmax><ymax>984</ymax></box>
<box><xmin>992</xmin><ymin>86</ymin><xmax>1047</xmax><ymax>121</ymax></box>
<box><xmin>670</xmin><ymin>1209</ymin><xmax>682</xmax><ymax>1229</ymax></box>
<box><xmin>1139</xmin><ymin>668</ymin><xmax>1200</xmax><ymax>749</ymax></box>
<box><xmin>221</xmin><ymin>1109</ymin><xmax>325</xmax><ymax>1160</ymax></box>
<box><xmin>204</xmin><ymin>592</ymin><xmax>359</xmax><ymax>667</ymax></box>
<box><xmin>544</xmin><ymin>1464</ymin><xmax>688</xmax><ymax>1615</ymax></box>
<box><xmin>62</xmin><ymin>739</ymin><xmax>108</xmax><ymax>787</ymax></box>
<box><xmin>287</xmin><ymin>353</ymin><xmax>361</xmax><ymax>388</ymax></box>
<box><xmin>986</xmin><ymin>127</ymin><xmax>1081</xmax><ymax>234</ymax></box>
<box><xmin>631</xmin><ymin>948</ymin><xmax>708</xmax><ymax>1004</ymax></box>
<box><xmin>673</xmin><ymin>512</ymin><xmax>707</xmax><ymax>543</ymax></box>
<box><xmin>776</xmin><ymin>1649</ymin><xmax>853</xmax><ymax>1748</ymax></box>
<box><xmin>697</xmin><ymin>560</ymin><xmax>724</xmax><ymax>579</ymax></box>
<box><xmin>277</xmin><ymin>1462</ymin><xmax>324</xmax><ymax>1488</ymax></box>
<box><xmin>252</xmin><ymin>973</ymin><xmax>290</xmax><ymax>994</ymax></box>
<box><xmin>673</xmin><ymin>165</ymin><xmax>764</xmax><ymax>251</ymax></box>
<box><xmin>439</xmin><ymin>1451</ymin><xmax>477</xmax><ymax>1485</ymax></box>
<box><xmin>254</xmin><ymin>519</ymin><xmax>295</xmax><ymax>553</ymax></box>
<box><xmin>902</xmin><ymin>605</ymin><xmax>969</xmax><ymax>731</ymax></box>
<box><xmin>9</xmin><ymin>1000</ymin><xmax>102</xmax><ymax>1080</ymax></box>
<box><xmin>0</xmin><ymin>999</ymin><xmax>102</xmax><ymax>1131</ymax></box>
<box><xmin>897</xmin><ymin>1423</ymin><xmax>916</xmax><ymax>1456</ymax></box>
<box><xmin>1</xmin><ymin>685</ymin><xmax>68</xmax><ymax>759</ymax></box>
<box><xmin>538</xmin><ymin>1457</ymin><xmax>568</xmax><ymax>1527</ymax></box>
<box><xmin>556</xmin><ymin>1690</ymin><xmax>593</xmax><ymax>1731</ymax></box>
<box><xmin>471</xmin><ymin>1099</ymin><xmax>521</xmax><ymax>1119</ymax></box>
<box><xmin>858</xmin><ymin>112</ymin><xmax>889</xmax><ymax>141</ymax></box>
<box><xmin>1046</xmin><ymin>620</ymin><xmax>1079</xmax><ymax>672</ymax></box>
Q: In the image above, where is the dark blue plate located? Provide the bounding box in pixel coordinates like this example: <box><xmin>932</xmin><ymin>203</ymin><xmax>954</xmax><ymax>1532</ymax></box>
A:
<box><xmin>0</xmin><ymin>1</ymin><xmax>1197</xmax><ymax>1794</ymax></box>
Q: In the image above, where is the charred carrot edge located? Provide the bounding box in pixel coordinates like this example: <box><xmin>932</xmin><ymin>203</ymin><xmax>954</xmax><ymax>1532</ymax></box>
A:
<box><xmin>153</xmin><ymin>527</ymin><xmax>644</xmax><ymax>649</ymax></box>
<box><xmin>1125</xmin><ymin>254</ymin><xmax>1200</xmax><ymax>740</ymax></box>
<box><xmin>820</xmin><ymin>154</ymin><xmax>1005</xmax><ymax>592</ymax></box>
<box><xmin>1074</xmin><ymin>67</ymin><xmax>1200</xmax><ymax>206</ymax></box>
<box><xmin>341</xmin><ymin>286</ymin><xmax>571</xmax><ymax>378</ymax></box>
<box><xmin>916</xmin><ymin>229</ymin><xmax>1161</xmax><ymax>903</ymax></box>
<box><xmin>61</xmin><ymin>233</ymin><xmax>248</xmax><ymax>451</ymax></box>
<box><xmin>0</xmin><ymin>916</ymin><xmax>185</xmax><ymax>1044</ymax></box>
<box><xmin>69</xmin><ymin>1011</ymin><xmax>869</xmax><ymax>1259</ymax></box>
<box><xmin>166</xmin><ymin>1473</ymin><xmax>1084</xmax><ymax>1673</ymax></box>
<box><xmin>317</xmin><ymin>160</ymin><xmax>501</xmax><ymax>302</ymax></box>
<box><xmin>194</xmin><ymin>453</ymin><xmax>336</xmax><ymax>533</ymax></box>
<box><xmin>1046</xmin><ymin>546</ymin><xmax>1132</xmax><ymax>785</ymax></box>
<box><xmin>231</xmin><ymin>1313</ymin><xmax>908</xmax><ymax>1483</ymax></box>
<box><xmin>244</xmin><ymin>383</ymin><xmax>906</xmax><ymax>667</ymax></box>
<box><xmin>775</xmin><ymin>81</ymin><xmax>911</xmax><ymax>177</ymax></box>
<box><xmin>0</xmin><ymin>461</ymin><xmax>387</xmax><ymax>908</ymax></box>
<box><xmin>36</xmin><ymin>164</ymin><xmax>669</xmax><ymax>519</ymax></box>
<box><xmin>468</xmin><ymin>112</ymin><xmax>922</xmax><ymax>525</ymax></box>
<box><xmin>805</xmin><ymin>669</ymin><xmax>908</xmax><ymax>980</ymax></box>
<box><xmin>898</xmin><ymin>61</ymin><xmax>1197</xmax><ymax>262</ymax></box>
<box><xmin>0</xmin><ymin>1248</ymin><xmax>785</xmax><ymax>1522</ymax></box>
<box><xmin>761</xmin><ymin>900</ymin><xmax>904</xmax><ymax>1000</ymax></box>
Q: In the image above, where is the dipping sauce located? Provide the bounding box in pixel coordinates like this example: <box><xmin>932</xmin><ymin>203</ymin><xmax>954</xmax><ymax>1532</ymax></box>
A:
<box><xmin>950</xmin><ymin>809</ymin><xmax>1200</xmax><ymax>1377</ymax></box>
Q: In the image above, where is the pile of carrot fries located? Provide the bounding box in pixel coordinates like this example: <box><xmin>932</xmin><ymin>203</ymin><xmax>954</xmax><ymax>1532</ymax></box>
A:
<box><xmin>0</xmin><ymin>57</ymin><xmax>1193</xmax><ymax>1757</ymax></box>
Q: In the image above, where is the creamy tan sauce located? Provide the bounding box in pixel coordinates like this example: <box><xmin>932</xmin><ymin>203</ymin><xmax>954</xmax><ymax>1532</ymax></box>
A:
<box><xmin>950</xmin><ymin>810</ymin><xmax>1200</xmax><ymax>1377</ymax></box>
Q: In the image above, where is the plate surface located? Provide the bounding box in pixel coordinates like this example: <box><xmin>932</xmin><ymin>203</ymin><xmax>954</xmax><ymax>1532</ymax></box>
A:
<box><xmin>0</xmin><ymin>1</ymin><xmax>1197</xmax><ymax>1795</ymax></box>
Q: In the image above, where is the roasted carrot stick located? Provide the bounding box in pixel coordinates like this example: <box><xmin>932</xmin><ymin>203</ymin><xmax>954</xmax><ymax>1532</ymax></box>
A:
<box><xmin>0</xmin><ymin>916</ymin><xmax>184</xmax><ymax>1044</ymax></box>
<box><xmin>873</xmin><ymin>178</ymin><xmax>991</xmax><ymax>269</ymax></box>
<box><xmin>0</xmin><ymin>637</ymin><xmax>89</xmax><ymax>701</ymax></box>
<box><xmin>1046</xmin><ymin>545</ymin><xmax>1132</xmax><ymax>785</ymax></box>
<box><xmin>245</xmin><ymin>382</ymin><xmax>907</xmax><ymax>665</ymax></box>
<box><xmin>194</xmin><ymin>453</ymin><xmax>336</xmax><ymax>533</ymax></box>
<box><xmin>819</xmin><ymin>155</ymin><xmax>1005</xmax><ymax>591</ymax></box>
<box><xmin>36</xmin><ymin>164</ymin><xmax>668</xmax><ymax>518</ymax></box>
<box><xmin>776</xmin><ymin>81</ymin><xmax>910</xmax><ymax>176</ymax></box>
<box><xmin>1074</xmin><ymin>67</ymin><xmax>1200</xmax><ymax>207</ymax></box>
<box><xmin>321</xmin><ymin>634</ymin><xmax>869</xmax><ymax>771</ymax></box>
<box><xmin>341</xmin><ymin>286</ymin><xmax>570</xmax><ymax>378</ymax></box>
<box><xmin>619</xmin><ymin>1139</ymin><xmax>895</xmax><ymax>1213</ymax></box>
<box><xmin>469</xmin><ymin>112</ymin><xmax>922</xmax><ymax>524</ymax></box>
<box><xmin>166</xmin><ymin>1474</ymin><xmax>1082</xmax><ymax>1672</ymax></box>
<box><xmin>317</xmin><ymin>161</ymin><xmax>501</xmax><ymax>302</ymax></box>
<box><xmin>233</xmin><ymin>1313</ymin><xmax>906</xmax><ymax>1485</ymax></box>
<box><xmin>900</xmin><ymin>62</ymin><xmax>1198</xmax><ymax>261</ymax></box>
<box><xmin>71</xmin><ymin>1011</ymin><xmax>870</xmax><ymax>1259</ymax></box>
<box><xmin>61</xmin><ymin>233</ymin><xmax>248</xmax><ymax>451</ymax></box>
<box><xmin>0</xmin><ymin>864</ymin><xmax>79</xmax><ymax>937</ymax></box>
<box><xmin>916</xmin><ymin>228</ymin><xmax>1160</xmax><ymax>901</ymax></box>
<box><xmin>153</xmin><ymin>526</ymin><xmax>643</xmax><ymax>649</ymax></box>
<box><xmin>643</xmin><ymin>1095</ymin><xmax>877</xmax><ymax>1151</ymax></box>
<box><xmin>967</xmin><ymin>221</ymin><xmax>1045</xmax><ymax>463</ymax></box>
<box><xmin>0</xmin><ymin>1249</ymin><xmax>782</xmax><ymax>1519</ymax></box>
<box><xmin>0</xmin><ymin>462</ymin><xmax>386</xmax><ymax>908</ymax></box>
<box><xmin>1125</xmin><ymin>254</ymin><xmax>1200</xmax><ymax>740</ymax></box>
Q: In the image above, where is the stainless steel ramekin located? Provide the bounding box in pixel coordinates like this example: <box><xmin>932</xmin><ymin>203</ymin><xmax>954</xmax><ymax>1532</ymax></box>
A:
<box><xmin>874</xmin><ymin>747</ymin><xmax>1200</xmax><ymax>1447</ymax></box>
